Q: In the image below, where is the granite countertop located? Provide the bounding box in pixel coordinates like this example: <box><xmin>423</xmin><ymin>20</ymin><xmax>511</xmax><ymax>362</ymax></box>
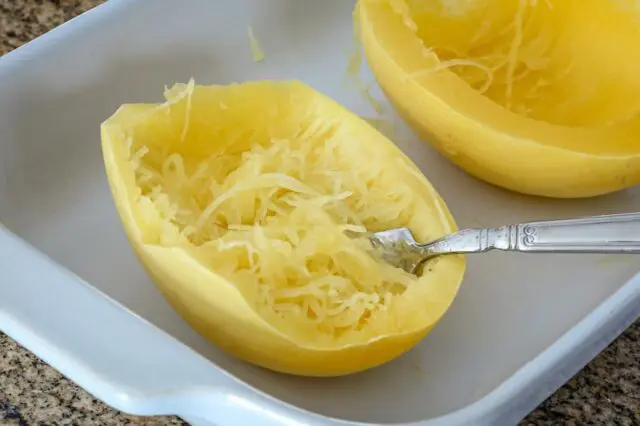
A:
<box><xmin>0</xmin><ymin>1</ymin><xmax>639</xmax><ymax>425</ymax></box>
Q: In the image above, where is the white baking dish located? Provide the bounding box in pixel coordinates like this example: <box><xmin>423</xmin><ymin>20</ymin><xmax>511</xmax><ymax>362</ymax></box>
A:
<box><xmin>1</xmin><ymin>1</ymin><xmax>639</xmax><ymax>425</ymax></box>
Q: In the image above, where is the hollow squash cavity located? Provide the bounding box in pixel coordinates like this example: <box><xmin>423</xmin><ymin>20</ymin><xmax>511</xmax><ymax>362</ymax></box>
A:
<box><xmin>406</xmin><ymin>0</ymin><xmax>640</xmax><ymax>127</ymax></box>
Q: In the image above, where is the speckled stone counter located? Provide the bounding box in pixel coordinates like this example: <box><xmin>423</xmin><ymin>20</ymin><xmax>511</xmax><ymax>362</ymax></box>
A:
<box><xmin>0</xmin><ymin>1</ymin><xmax>639</xmax><ymax>425</ymax></box>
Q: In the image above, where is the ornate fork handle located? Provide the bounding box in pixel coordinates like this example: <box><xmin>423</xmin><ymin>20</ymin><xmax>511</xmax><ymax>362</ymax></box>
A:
<box><xmin>421</xmin><ymin>212</ymin><xmax>640</xmax><ymax>257</ymax></box>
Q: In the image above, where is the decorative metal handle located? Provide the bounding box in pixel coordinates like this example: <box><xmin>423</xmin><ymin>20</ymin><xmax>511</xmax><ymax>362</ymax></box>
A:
<box><xmin>421</xmin><ymin>212</ymin><xmax>640</xmax><ymax>257</ymax></box>
<box><xmin>512</xmin><ymin>212</ymin><xmax>640</xmax><ymax>253</ymax></box>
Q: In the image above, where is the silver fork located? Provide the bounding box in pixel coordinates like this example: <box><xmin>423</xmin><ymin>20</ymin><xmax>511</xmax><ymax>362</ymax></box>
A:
<box><xmin>369</xmin><ymin>212</ymin><xmax>640</xmax><ymax>274</ymax></box>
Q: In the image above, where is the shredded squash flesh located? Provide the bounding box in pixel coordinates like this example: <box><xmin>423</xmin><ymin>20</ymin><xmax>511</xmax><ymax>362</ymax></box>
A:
<box><xmin>397</xmin><ymin>0</ymin><xmax>640</xmax><ymax>127</ymax></box>
<box><xmin>127</xmin><ymin>82</ymin><xmax>432</xmax><ymax>341</ymax></box>
<box><xmin>247</xmin><ymin>25</ymin><xmax>265</xmax><ymax>62</ymax></box>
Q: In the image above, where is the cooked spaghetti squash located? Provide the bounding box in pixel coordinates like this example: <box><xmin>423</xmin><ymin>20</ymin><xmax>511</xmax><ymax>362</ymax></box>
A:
<box><xmin>357</xmin><ymin>0</ymin><xmax>640</xmax><ymax>198</ymax></box>
<box><xmin>100</xmin><ymin>80</ymin><xmax>465</xmax><ymax>376</ymax></box>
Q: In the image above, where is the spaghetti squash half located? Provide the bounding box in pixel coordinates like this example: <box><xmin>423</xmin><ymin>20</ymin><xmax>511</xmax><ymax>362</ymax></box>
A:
<box><xmin>357</xmin><ymin>0</ymin><xmax>640</xmax><ymax>198</ymax></box>
<box><xmin>101</xmin><ymin>80</ymin><xmax>465</xmax><ymax>376</ymax></box>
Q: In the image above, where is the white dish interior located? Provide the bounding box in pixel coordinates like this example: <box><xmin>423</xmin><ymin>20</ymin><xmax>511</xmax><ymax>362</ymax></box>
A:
<box><xmin>0</xmin><ymin>0</ymin><xmax>638</xmax><ymax>424</ymax></box>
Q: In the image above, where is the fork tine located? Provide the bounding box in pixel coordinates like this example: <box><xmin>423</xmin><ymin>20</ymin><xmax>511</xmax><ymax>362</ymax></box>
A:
<box><xmin>371</xmin><ymin>227</ymin><xmax>417</xmax><ymax>245</ymax></box>
<box><xmin>369</xmin><ymin>228</ymin><xmax>425</xmax><ymax>274</ymax></box>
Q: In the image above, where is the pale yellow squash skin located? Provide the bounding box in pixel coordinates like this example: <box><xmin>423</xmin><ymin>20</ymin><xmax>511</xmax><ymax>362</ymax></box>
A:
<box><xmin>357</xmin><ymin>0</ymin><xmax>640</xmax><ymax>198</ymax></box>
<box><xmin>100</xmin><ymin>81</ymin><xmax>465</xmax><ymax>377</ymax></box>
